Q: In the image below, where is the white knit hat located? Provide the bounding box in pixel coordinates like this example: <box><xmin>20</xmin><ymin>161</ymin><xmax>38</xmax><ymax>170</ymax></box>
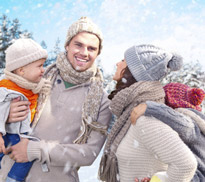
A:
<box><xmin>64</xmin><ymin>17</ymin><xmax>103</xmax><ymax>55</ymax></box>
<box><xmin>5</xmin><ymin>38</ymin><xmax>48</xmax><ymax>71</ymax></box>
<box><xmin>124</xmin><ymin>44</ymin><xmax>183</xmax><ymax>81</ymax></box>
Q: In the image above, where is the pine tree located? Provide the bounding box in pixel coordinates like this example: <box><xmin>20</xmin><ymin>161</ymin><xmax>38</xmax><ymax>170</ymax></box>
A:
<box><xmin>95</xmin><ymin>57</ymin><xmax>115</xmax><ymax>91</ymax></box>
<box><xmin>0</xmin><ymin>15</ymin><xmax>10</xmax><ymax>68</ymax></box>
<box><xmin>53</xmin><ymin>37</ymin><xmax>61</xmax><ymax>56</ymax></box>
<box><xmin>41</xmin><ymin>40</ymin><xmax>47</xmax><ymax>49</ymax></box>
<box><xmin>44</xmin><ymin>38</ymin><xmax>61</xmax><ymax>67</ymax></box>
<box><xmin>0</xmin><ymin>14</ymin><xmax>32</xmax><ymax>68</ymax></box>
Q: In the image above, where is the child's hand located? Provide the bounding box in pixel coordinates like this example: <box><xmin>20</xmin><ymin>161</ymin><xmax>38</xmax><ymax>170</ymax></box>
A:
<box><xmin>141</xmin><ymin>177</ymin><xmax>151</xmax><ymax>182</ymax></box>
<box><xmin>135</xmin><ymin>177</ymin><xmax>151</xmax><ymax>182</ymax></box>
<box><xmin>131</xmin><ymin>103</ymin><xmax>147</xmax><ymax>125</ymax></box>
<box><xmin>0</xmin><ymin>134</ymin><xmax>6</xmax><ymax>154</ymax></box>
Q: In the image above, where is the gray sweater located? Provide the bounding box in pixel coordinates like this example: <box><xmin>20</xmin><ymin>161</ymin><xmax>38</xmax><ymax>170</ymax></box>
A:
<box><xmin>145</xmin><ymin>101</ymin><xmax>205</xmax><ymax>182</ymax></box>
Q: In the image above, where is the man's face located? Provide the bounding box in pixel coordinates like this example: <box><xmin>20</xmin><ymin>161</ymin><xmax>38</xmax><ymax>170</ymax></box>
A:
<box><xmin>65</xmin><ymin>32</ymin><xmax>100</xmax><ymax>72</ymax></box>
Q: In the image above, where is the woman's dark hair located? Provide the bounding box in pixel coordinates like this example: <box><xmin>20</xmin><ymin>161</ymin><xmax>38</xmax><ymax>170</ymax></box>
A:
<box><xmin>108</xmin><ymin>66</ymin><xmax>137</xmax><ymax>100</ymax></box>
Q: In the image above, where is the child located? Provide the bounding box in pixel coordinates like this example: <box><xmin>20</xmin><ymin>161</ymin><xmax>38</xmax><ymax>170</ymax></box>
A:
<box><xmin>132</xmin><ymin>82</ymin><xmax>205</xmax><ymax>182</ymax></box>
<box><xmin>0</xmin><ymin>38</ymin><xmax>51</xmax><ymax>182</ymax></box>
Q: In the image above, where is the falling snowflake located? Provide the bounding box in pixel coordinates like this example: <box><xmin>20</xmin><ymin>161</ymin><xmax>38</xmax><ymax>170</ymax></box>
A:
<box><xmin>63</xmin><ymin>161</ymin><xmax>72</xmax><ymax>173</ymax></box>
<box><xmin>122</xmin><ymin>77</ymin><xmax>127</xmax><ymax>83</ymax></box>
<box><xmin>116</xmin><ymin>173</ymin><xmax>120</xmax><ymax>181</ymax></box>
<box><xmin>79</xmin><ymin>148</ymin><xmax>86</xmax><ymax>157</ymax></box>
<box><xmin>133</xmin><ymin>139</ymin><xmax>139</xmax><ymax>148</ymax></box>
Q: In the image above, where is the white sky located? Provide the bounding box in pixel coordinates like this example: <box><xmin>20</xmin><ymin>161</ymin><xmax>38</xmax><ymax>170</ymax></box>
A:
<box><xmin>1</xmin><ymin>0</ymin><xmax>205</xmax><ymax>74</ymax></box>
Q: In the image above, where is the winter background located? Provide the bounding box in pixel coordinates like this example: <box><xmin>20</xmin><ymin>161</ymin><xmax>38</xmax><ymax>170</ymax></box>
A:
<box><xmin>0</xmin><ymin>0</ymin><xmax>205</xmax><ymax>181</ymax></box>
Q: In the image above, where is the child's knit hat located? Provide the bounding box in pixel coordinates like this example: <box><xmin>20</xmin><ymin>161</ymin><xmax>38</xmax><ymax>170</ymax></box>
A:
<box><xmin>64</xmin><ymin>16</ymin><xmax>103</xmax><ymax>55</ymax></box>
<box><xmin>5</xmin><ymin>38</ymin><xmax>48</xmax><ymax>72</ymax></box>
<box><xmin>124</xmin><ymin>44</ymin><xmax>183</xmax><ymax>81</ymax></box>
<box><xmin>164</xmin><ymin>82</ymin><xmax>205</xmax><ymax>111</ymax></box>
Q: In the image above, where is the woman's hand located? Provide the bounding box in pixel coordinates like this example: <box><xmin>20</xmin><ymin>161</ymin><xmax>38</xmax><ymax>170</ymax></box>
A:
<box><xmin>7</xmin><ymin>97</ymin><xmax>30</xmax><ymax>123</ymax></box>
<box><xmin>131</xmin><ymin>103</ymin><xmax>147</xmax><ymax>125</ymax></box>
<box><xmin>5</xmin><ymin>138</ymin><xmax>29</xmax><ymax>163</ymax></box>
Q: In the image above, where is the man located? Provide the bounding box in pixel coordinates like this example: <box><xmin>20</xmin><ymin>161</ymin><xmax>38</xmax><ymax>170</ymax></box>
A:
<box><xmin>0</xmin><ymin>17</ymin><xmax>112</xmax><ymax>182</ymax></box>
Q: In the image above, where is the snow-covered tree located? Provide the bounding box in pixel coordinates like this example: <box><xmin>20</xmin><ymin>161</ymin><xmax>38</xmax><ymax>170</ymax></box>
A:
<box><xmin>44</xmin><ymin>38</ymin><xmax>61</xmax><ymax>67</ymax></box>
<box><xmin>41</xmin><ymin>40</ymin><xmax>47</xmax><ymax>49</ymax></box>
<box><xmin>0</xmin><ymin>14</ymin><xmax>32</xmax><ymax>68</ymax></box>
<box><xmin>102</xmin><ymin>60</ymin><xmax>205</xmax><ymax>111</ymax></box>
<box><xmin>104</xmin><ymin>73</ymin><xmax>116</xmax><ymax>94</ymax></box>
<box><xmin>53</xmin><ymin>37</ymin><xmax>61</xmax><ymax>56</ymax></box>
<box><xmin>95</xmin><ymin>57</ymin><xmax>115</xmax><ymax>92</ymax></box>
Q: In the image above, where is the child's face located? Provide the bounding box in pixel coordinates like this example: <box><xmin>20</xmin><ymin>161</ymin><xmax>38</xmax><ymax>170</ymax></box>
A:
<box><xmin>20</xmin><ymin>58</ymin><xmax>46</xmax><ymax>83</ymax></box>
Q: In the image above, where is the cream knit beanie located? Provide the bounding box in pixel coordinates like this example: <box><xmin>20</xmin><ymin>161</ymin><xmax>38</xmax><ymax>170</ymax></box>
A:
<box><xmin>64</xmin><ymin>17</ymin><xmax>103</xmax><ymax>55</ymax></box>
<box><xmin>5</xmin><ymin>38</ymin><xmax>48</xmax><ymax>71</ymax></box>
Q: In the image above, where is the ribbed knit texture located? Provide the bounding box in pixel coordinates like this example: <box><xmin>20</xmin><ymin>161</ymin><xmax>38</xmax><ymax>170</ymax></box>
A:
<box><xmin>124</xmin><ymin>44</ymin><xmax>183</xmax><ymax>81</ymax></box>
<box><xmin>27</xmin><ymin>140</ymin><xmax>42</xmax><ymax>162</ymax></box>
<box><xmin>116</xmin><ymin>116</ymin><xmax>197</xmax><ymax>182</ymax></box>
<box><xmin>5</xmin><ymin>38</ymin><xmax>48</xmax><ymax>71</ymax></box>
<box><xmin>164</xmin><ymin>82</ymin><xmax>205</xmax><ymax>111</ymax></box>
<box><xmin>124</xmin><ymin>46</ymin><xmax>151</xmax><ymax>80</ymax></box>
<box><xmin>99</xmin><ymin>81</ymin><xmax>165</xmax><ymax>182</ymax></box>
<box><xmin>145</xmin><ymin>101</ymin><xmax>205</xmax><ymax>181</ymax></box>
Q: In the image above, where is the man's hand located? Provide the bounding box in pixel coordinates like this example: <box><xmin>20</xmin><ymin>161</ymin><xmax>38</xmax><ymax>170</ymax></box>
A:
<box><xmin>0</xmin><ymin>134</ymin><xmax>6</xmax><ymax>154</ymax></box>
<box><xmin>7</xmin><ymin>97</ymin><xmax>30</xmax><ymax>123</ymax></box>
<box><xmin>5</xmin><ymin>138</ymin><xmax>29</xmax><ymax>163</ymax></box>
<box><xmin>131</xmin><ymin>103</ymin><xmax>147</xmax><ymax>125</ymax></box>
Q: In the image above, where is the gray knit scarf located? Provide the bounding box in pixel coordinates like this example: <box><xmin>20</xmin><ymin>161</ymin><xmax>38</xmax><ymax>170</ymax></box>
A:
<box><xmin>99</xmin><ymin>81</ymin><xmax>165</xmax><ymax>182</ymax></box>
<box><xmin>43</xmin><ymin>52</ymin><xmax>107</xmax><ymax>144</ymax></box>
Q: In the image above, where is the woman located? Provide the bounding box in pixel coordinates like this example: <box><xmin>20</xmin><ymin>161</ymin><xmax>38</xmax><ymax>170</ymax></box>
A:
<box><xmin>131</xmin><ymin>82</ymin><xmax>205</xmax><ymax>182</ymax></box>
<box><xmin>99</xmin><ymin>44</ymin><xmax>197</xmax><ymax>182</ymax></box>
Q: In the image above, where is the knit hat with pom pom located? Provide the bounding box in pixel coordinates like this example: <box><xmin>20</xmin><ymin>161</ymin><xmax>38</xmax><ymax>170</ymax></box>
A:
<box><xmin>124</xmin><ymin>44</ymin><xmax>183</xmax><ymax>81</ymax></box>
<box><xmin>164</xmin><ymin>82</ymin><xmax>205</xmax><ymax>111</ymax></box>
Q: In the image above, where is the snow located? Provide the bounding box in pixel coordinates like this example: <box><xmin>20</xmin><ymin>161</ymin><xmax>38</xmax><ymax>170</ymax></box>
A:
<box><xmin>79</xmin><ymin>150</ymin><xmax>103</xmax><ymax>182</ymax></box>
